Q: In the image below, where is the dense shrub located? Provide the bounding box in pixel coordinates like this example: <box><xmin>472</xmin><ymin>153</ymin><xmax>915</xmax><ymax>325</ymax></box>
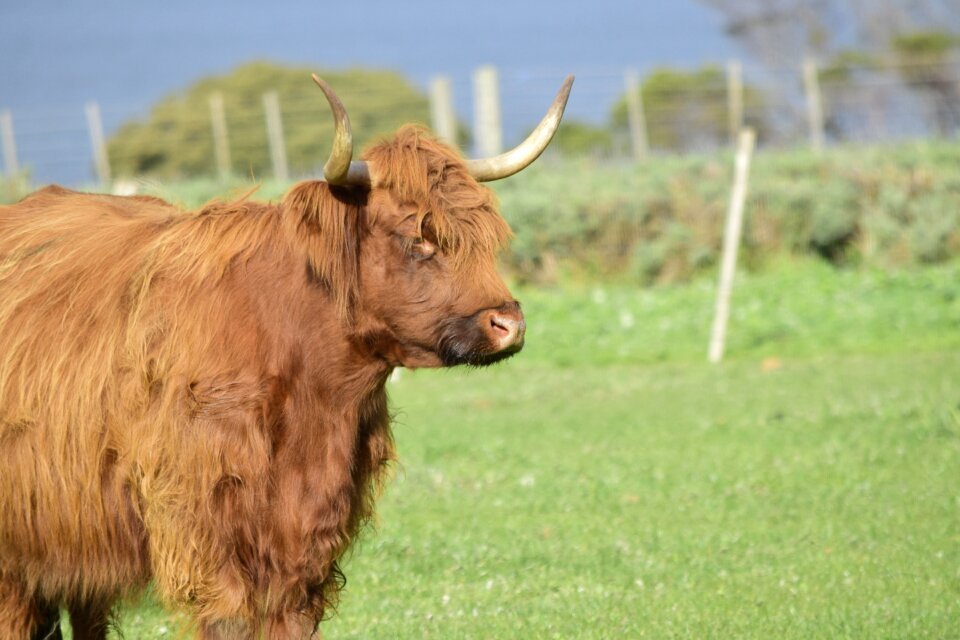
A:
<box><xmin>107</xmin><ymin>62</ymin><xmax>430</xmax><ymax>179</ymax></box>
<box><xmin>609</xmin><ymin>66</ymin><xmax>767</xmax><ymax>153</ymax></box>
<box><xmin>492</xmin><ymin>141</ymin><xmax>960</xmax><ymax>283</ymax></box>
<box><xmin>551</xmin><ymin>120</ymin><xmax>614</xmax><ymax>157</ymax></box>
<box><xmin>130</xmin><ymin>141</ymin><xmax>960</xmax><ymax>284</ymax></box>
<box><xmin>7</xmin><ymin>142</ymin><xmax>958</xmax><ymax>284</ymax></box>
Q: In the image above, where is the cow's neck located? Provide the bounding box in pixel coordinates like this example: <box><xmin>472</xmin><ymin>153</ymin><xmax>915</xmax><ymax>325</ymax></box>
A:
<box><xmin>260</xmin><ymin>293</ymin><xmax>395</xmax><ymax>599</ymax></box>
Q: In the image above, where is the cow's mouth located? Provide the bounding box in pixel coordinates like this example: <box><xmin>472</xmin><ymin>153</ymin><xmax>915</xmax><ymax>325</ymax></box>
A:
<box><xmin>437</xmin><ymin>303</ymin><xmax>526</xmax><ymax>367</ymax></box>
<box><xmin>439</xmin><ymin>338</ymin><xmax>524</xmax><ymax>367</ymax></box>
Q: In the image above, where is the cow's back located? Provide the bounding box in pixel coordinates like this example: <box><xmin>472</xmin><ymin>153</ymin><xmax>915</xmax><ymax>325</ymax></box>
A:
<box><xmin>0</xmin><ymin>187</ymin><xmax>189</xmax><ymax>595</ymax></box>
<box><xmin>0</xmin><ymin>186</ymin><xmax>286</xmax><ymax>603</ymax></box>
<box><xmin>0</xmin><ymin>186</ymin><xmax>184</xmax><ymax>429</ymax></box>
<box><xmin>0</xmin><ymin>183</ymin><xmax>392</xmax><ymax>627</ymax></box>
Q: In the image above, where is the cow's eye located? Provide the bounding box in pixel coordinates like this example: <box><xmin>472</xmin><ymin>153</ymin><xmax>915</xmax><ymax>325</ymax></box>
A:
<box><xmin>396</xmin><ymin>234</ymin><xmax>436</xmax><ymax>261</ymax></box>
<box><xmin>409</xmin><ymin>238</ymin><xmax>437</xmax><ymax>261</ymax></box>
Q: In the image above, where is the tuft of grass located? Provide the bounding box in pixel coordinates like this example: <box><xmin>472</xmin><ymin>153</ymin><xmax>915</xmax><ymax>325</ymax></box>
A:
<box><xmin>61</xmin><ymin>260</ymin><xmax>960</xmax><ymax>638</ymax></box>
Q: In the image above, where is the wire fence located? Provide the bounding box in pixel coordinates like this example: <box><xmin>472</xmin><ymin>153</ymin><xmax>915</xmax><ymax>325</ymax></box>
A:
<box><xmin>1</xmin><ymin>56</ymin><xmax>959</xmax><ymax>188</ymax></box>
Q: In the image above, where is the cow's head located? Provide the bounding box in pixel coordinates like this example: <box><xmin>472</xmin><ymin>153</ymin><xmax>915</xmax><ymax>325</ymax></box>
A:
<box><xmin>283</xmin><ymin>75</ymin><xmax>572</xmax><ymax>369</ymax></box>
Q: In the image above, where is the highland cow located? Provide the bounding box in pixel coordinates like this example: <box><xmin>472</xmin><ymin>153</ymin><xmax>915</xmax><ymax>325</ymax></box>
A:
<box><xmin>0</xmin><ymin>75</ymin><xmax>572</xmax><ymax>639</ymax></box>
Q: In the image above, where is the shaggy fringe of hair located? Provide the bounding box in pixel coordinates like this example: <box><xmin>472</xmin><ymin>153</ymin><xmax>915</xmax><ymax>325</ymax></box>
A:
<box><xmin>281</xmin><ymin>181</ymin><xmax>365</xmax><ymax>320</ymax></box>
<box><xmin>363</xmin><ymin>125</ymin><xmax>511</xmax><ymax>265</ymax></box>
<box><xmin>281</xmin><ymin>126</ymin><xmax>511</xmax><ymax>318</ymax></box>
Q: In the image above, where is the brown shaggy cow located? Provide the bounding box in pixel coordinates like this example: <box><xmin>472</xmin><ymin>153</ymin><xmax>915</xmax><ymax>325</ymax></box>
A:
<box><xmin>0</xmin><ymin>75</ymin><xmax>572</xmax><ymax>639</ymax></box>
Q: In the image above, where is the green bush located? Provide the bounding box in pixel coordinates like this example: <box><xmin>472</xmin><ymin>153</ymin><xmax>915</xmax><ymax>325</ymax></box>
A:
<box><xmin>808</xmin><ymin>181</ymin><xmax>860</xmax><ymax>260</ymax></box>
<box><xmin>494</xmin><ymin>141</ymin><xmax>960</xmax><ymax>283</ymax></box>
<box><xmin>551</xmin><ymin>120</ymin><xmax>614</xmax><ymax>157</ymax></box>
<box><xmin>610</xmin><ymin>66</ymin><xmax>766</xmax><ymax>152</ymax></box>
<box><xmin>125</xmin><ymin>141</ymin><xmax>960</xmax><ymax>284</ymax></box>
<box><xmin>107</xmin><ymin>61</ymin><xmax>430</xmax><ymax>179</ymax></box>
<box><xmin>13</xmin><ymin>141</ymin><xmax>958</xmax><ymax>284</ymax></box>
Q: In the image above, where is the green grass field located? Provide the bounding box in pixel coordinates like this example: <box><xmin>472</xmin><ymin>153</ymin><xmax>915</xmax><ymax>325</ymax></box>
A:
<box><xmin>65</xmin><ymin>260</ymin><xmax>960</xmax><ymax>638</ymax></box>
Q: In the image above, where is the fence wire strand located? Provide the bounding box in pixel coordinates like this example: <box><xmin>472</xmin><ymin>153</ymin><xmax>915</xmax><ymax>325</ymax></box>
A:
<box><xmin>1</xmin><ymin>57</ymin><xmax>958</xmax><ymax>185</ymax></box>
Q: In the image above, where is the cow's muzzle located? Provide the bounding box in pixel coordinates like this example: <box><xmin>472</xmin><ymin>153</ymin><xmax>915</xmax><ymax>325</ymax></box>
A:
<box><xmin>483</xmin><ymin>302</ymin><xmax>526</xmax><ymax>355</ymax></box>
<box><xmin>439</xmin><ymin>301</ymin><xmax>526</xmax><ymax>367</ymax></box>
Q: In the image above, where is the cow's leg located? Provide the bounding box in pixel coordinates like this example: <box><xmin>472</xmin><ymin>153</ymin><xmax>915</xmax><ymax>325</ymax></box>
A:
<box><xmin>265</xmin><ymin>611</ymin><xmax>321</xmax><ymax>639</ymax></box>
<box><xmin>31</xmin><ymin>604</ymin><xmax>63</xmax><ymax>640</ymax></box>
<box><xmin>198</xmin><ymin>618</ymin><xmax>255</xmax><ymax>640</ymax></box>
<box><xmin>0</xmin><ymin>578</ymin><xmax>58</xmax><ymax>640</ymax></box>
<box><xmin>66</xmin><ymin>600</ymin><xmax>111</xmax><ymax>640</ymax></box>
<box><xmin>199</xmin><ymin>614</ymin><xmax>320</xmax><ymax>640</ymax></box>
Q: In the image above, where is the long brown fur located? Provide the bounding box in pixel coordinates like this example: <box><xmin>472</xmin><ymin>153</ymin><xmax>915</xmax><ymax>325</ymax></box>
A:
<box><xmin>363</xmin><ymin>125</ymin><xmax>511</xmax><ymax>261</ymax></box>
<box><xmin>0</xmin><ymin>127</ymin><xmax>516</xmax><ymax>638</ymax></box>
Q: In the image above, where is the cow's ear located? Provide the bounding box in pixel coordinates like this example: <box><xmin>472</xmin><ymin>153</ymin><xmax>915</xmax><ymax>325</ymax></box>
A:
<box><xmin>282</xmin><ymin>180</ymin><xmax>365</xmax><ymax>318</ymax></box>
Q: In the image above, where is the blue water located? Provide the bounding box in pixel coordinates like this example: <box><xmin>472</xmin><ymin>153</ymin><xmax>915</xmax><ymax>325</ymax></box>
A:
<box><xmin>0</xmin><ymin>0</ymin><xmax>734</xmax><ymax>185</ymax></box>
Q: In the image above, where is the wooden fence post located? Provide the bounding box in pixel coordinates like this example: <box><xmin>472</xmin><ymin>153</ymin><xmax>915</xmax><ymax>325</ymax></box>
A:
<box><xmin>85</xmin><ymin>101</ymin><xmax>111</xmax><ymax>186</ymax></box>
<box><xmin>263</xmin><ymin>91</ymin><xmax>289</xmax><ymax>182</ymax></box>
<box><xmin>209</xmin><ymin>92</ymin><xmax>232</xmax><ymax>180</ymax></box>
<box><xmin>473</xmin><ymin>65</ymin><xmax>502</xmax><ymax>157</ymax></box>
<box><xmin>624</xmin><ymin>69</ymin><xmax>649</xmax><ymax>161</ymax></box>
<box><xmin>802</xmin><ymin>58</ymin><xmax>825</xmax><ymax>153</ymax></box>
<box><xmin>727</xmin><ymin>60</ymin><xmax>744</xmax><ymax>146</ymax></box>
<box><xmin>708</xmin><ymin>128</ymin><xmax>756</xmax><ymax>364</ymax></box>
<box><xmin>1</xmin><ymin>109</ymin><xmax>19</xmax><ymax>177</ymax></box>
<box><xmin>429</xmin><ymin>75</ymin><xmax>457</xmax><ymax>146</ymax></box>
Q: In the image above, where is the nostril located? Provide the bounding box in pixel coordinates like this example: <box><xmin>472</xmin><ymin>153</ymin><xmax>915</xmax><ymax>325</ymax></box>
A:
<box><xmin>490</xmin><ymin>314</ymin><xmax>510</xmax><ymax>335</ymax></box>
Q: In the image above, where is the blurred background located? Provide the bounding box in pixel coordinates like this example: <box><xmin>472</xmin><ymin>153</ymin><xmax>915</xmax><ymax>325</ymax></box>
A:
<box><xmin>2</xmin><ymin>0</ymin><xmax>959</xmax><ymax>183</ymax></box>
<box><xmin>2</xmin><ymin>1</ymin><xmax>959</xmax><ymax>638</ymax></box>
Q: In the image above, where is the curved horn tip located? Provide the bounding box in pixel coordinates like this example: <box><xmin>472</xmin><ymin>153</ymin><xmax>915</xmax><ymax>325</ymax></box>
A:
<box><xmin>311</xmin><ymin>73</ymin><xmax>371</xmax><ymax>186</ymax></box>
<box><xmin>554</xmin><ymin>75</ymin><xmax>575</xmax><ymax>111</ymax></box>
<box><xmin>466</xmin><ymin>73</ymin><xmax>576</xmax><ymax>182</ymax></box>
<box><xmin>311</xmin><ymin>74</ymin><xmax>339</xmax><ymax>103</ymax></box>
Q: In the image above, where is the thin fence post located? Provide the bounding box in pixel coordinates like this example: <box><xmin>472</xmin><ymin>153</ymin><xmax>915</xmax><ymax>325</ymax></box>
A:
<box><xmin>85</xmin><ymin>101</ymin><xmax>111</xmax><ymax>186</ymax></box>
<box><xmin>263</xmin><ymin>91</ymin><xmax>289</xmax><ymax>182</ymax></box>
<box><xmin>802</xmin><ymin>58</ymin><xmax>825</xmax><ymax>153</ymax></box>
<box><xmin>708</xmin><ymin>128</ymin><xmax>756</xmax><ymax>364</ymax></box>
<box><xmin>209</xmin><ymin>92</ymin><xmax>232</xmax><ymax>180</ymax></box>
<box><xmin>727</xmin><ymin>60</ymin><xmax>744</xmax><ymax>146</ymax></box>
<box><xmin>429</xmin><ymin>75</ymin><xmax>457</xmax><ymax>147</ymax></box>
<box><xmin>624</xmin><ymin>69</ymin><xmax>649</xmax><ymax>161</ymax></box>
<box><xmin>473</xmin><ymin>65</ymin><xmax>502</xmax><ymax>157</ymax></box>
<box><xmin>1</xmin><ymin>109</ymin><xmax>19</xmax><ymax>177</ymax></box>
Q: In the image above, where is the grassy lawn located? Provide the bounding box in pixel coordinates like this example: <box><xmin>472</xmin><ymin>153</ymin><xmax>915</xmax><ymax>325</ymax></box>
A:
<box><xmin>67</xmin><ymin>260</ymin><xmax>960</xmax><ymax>638</ymax></box>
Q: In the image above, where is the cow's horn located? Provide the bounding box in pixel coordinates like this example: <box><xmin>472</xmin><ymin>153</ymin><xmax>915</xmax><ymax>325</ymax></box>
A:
<box><xmin>312</xmin><ymin>74</ymin><xmax>371</xmax><ymax>186</ymax></box>
<box><xmin>466</xmin><ymin>75</ymin><xmax>574</xmax><ymax>182</ymax></box>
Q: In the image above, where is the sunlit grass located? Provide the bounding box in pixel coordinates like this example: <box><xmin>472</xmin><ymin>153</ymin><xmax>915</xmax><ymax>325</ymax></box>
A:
<box><xmin>64</xmin><ymin>260</ymin><xmax>960</xmax><ymax>638</ymax></box>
